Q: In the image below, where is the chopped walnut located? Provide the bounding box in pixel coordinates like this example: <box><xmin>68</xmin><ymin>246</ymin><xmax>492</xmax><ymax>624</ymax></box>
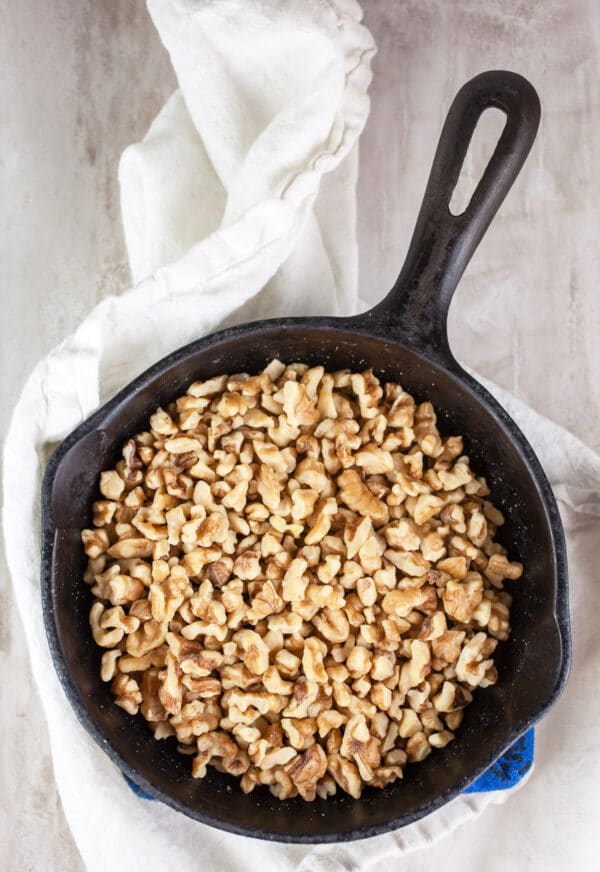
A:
<box><xmin>83</xmin><ymin>360</ymin><xmax>520</xmax><ymax>801</ymax></box>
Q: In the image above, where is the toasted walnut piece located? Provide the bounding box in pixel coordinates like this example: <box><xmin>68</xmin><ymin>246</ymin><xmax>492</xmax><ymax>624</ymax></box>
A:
<box><xmin>399</xmin><ymin>640</ymin><xmax>431</xmax><ymax>695</ymax></box>
<box><xmin>282</xmin><ymin>380</ymin><xmax>320</xmax><ymax>427</ymax></box>
<box><xmin>99</xmin><ymin>605</ymin><xmax>139</xmax><ymax>635</ymax></box>
<box><xmin>256</xmin><ymin>464</ymin><xmax>282</xmax><ymax>513</ymax></box>
<box><xmin>267</xmin><ymin>612</ymin><xmax>302</xmax><ymax>637</ymax></box>
<box><xmin>316</xmin><ymin>374</ymin><xmax>337</xmax><ymax>419</ymax></box>
<box><xmin>407</xmin><ymin>683</ymin><xmax>432</xmax><ymax>714</ymax></box>
<box><xmin>81</xmin><ymin>528</ymin><xmax>110</xmax><ymax>559</ymax></box>
<box><xmin>433</xmin><ymin>681</ymin><xmax>473</xmax><ymax>713</ymax></box>
<box><xmin>262</xmin><ymin>666</ymin><xmax>292</xmax><ymax>695</ymax></box>
<box><xmin>99</xmin><ymin>470</ymin><xmax>125</xmax><ymax>500</ymax></box>
<box><xmin>340</xmin><ymin>714</ymin><xmax>381</xmax><ymax>781</ymax></box>
<box><xmin>328</xmin><ymin>754</ymin><xmax>362</xmax><ymax>799</ymax></box>
<box><xmin>486</xmin><ymin>599</ymin><xmax>511</xmax><ymax>640</ymax></box>
<box><xmin>260</xmin><ymin>746</ymin><xmax>298</xmax><ymax>771</ymax></box>
<box><xmin>148</xmin><ymin>579</ymin><xmax>184</xmax><ymax>623</ymax></box>
<box><xmin>384</xmin><ymin>518</ymin><xmax>420</xmax><ymax>551</ymax></box>
<box><xmin>204</xmin><ymin>559</ymin><xmax>231</xmax><ymax>589</ymax></box>
<box><xmin>302</xmin><ymin>637</ymin><xmax>328</xmax><ymax>683</ymax></box>
<box><xmin>293</xmin><ymin>457</ymin><xmax>327</xmax><ymax>493</ymax></box>
<box><xmin>385</xmin><ymin>549</ymin><xmax>430</xmax><ymax>577</ymax></box>
<box><xmin>312</xmin><ymin>608</ymin><xmax>350</xmax><ymax>645</ymax></box>
<box><xmin>316</xmin><ymin>709</ymin><xmax>346</xmax><ymax>738</ymax></box>
<box><xmin>85</xmin><ymin>556</ymin><xmax>107</xmax><ymax>586</ymax></box>
<box><xmin>398</xmin><ymin>708</ymin><xmax>422</xmax><ymax>738</ymax></box>
<box><xmin>188</xmin><ymin>586</ymin><xmax>226</xmax><ymax>627</ymax></box>
<box><xmin>112</xmin><ymin>674</ymin><xmax>142</xmax><ymax>715</ymax></box>
<box><xmin>315</xmin><ymin>775</ymin><xmax>337</xmax><ymax>799</ymax></box>
<box><xmin>163</xmin><ymin>436</ymin><xmax>201</xmax><ymax>455</ymax></box>
<box><xmin>216</xmin><ymin>392</ymin><xmax>248</xmax><ymax>418</ymax></box>
<box><xmin>413</xmin><ymin>402</ymin><xmax>442</xmax><ymax>457</ymax></box>
<box><xmin>317</xmin><ymin>555</ymin><xmax>342</xmax><ymax>585</ymax></box>
<box><xmin>371</xmin><ymin>682</ymin><xmax>392</xmax><ymax>712</ymax></box>
<box><xmin>281</xmin><ymin>717</ymin><xmax>317</xmax><ymax>752</ymax></box>
<box><xmin>456</xmin><ymin>632</ymin><xmax>497</xmax><ymax>687</ymax></box>
<box><xmin>442</xmin><ymin>576</ymin><xmax>483</xmax><ymax>623</ymax></box>
<box><xmin>232</xmin><ymin>550</ymin><xmax>261</xmax><ymax>581</ymax></box>
<box><xmin>485</xmin><ymin>553</ymin><xmax>523</xmax><ymax>587</ymax></box>
<box><xmin>338</xmin><ymin>470</ymin><xmax>389</xmax><ymax>526</ymax></box>
<box><xmin>351</xmin><ymin>371</ymin><xmax>382</xmax><ymax>420</ymax></box>
<box><xmin>231</xmin><ymin>630</ymin><xmax>269</xmax><ymax>676</ymax></box>
<box><xmin>106</xmin><ymin>574</ymin><xmax>146</xmax><ymax>608</ymax></box>
<box><xmin>346</xmin><ymin>646</ymin><xmax>373</xmax><ymax>678</ymax></box>
<box><xmin>100</xmin><ymin>649</ymin><xmax>121</xmax><ymax>682</ymax></box>
<box><xmin>356</xmin><ymin>576</ymin><xmax>377</xmax><ymax>608</ymax></box>
<box><xmin>418</xmin><ymin>611</ymin><xmax>447</xmax><ymax>641</ymax></box>
<box><xmin>240</xmin><ymin>767</ymin><xmax>260</xmax><ymax>794</ymax></box>
<box><xmin>246</xmin><ymin>580</ymin><xmax>284</xmax><ymax>623</ymax></box>
<box><xmin>440</xmin><ymin>503</ymin><xmax>467</xmax><ymax>533</ymax></box>
<box><xmin>304</xmin><ymin>498</ymin><xmax>337</xmax><ymax>545</ymax></box>
<box><xmin>421</xmin><ymin>531</ymin><xmax>446</xmax><ymax>563</ymax></box>
<box><xmin>139</xmin><ymin>668</ymin><xmax>169</xmax><ymax>723</ymax></box>
<box><xmin>432</xmin><ymin>630</ymin><xmax>466</xmax><ymax>665</ymax></box>
<box><xmin>282</xmin><ymin>677</ymin><xmax>320</xmax><ymax>718</ymax></box>
<box><xmin>438</xmin><ymin>461</ymin><xmax>473</xmax><ymax>491</ymax></box>
<box><xmin>266</xmin><ymin>415</ymin><xmax>299</xmax><ymax>448</ymax></box>
<box><xmin>291</xmin><ymin>488</ymin><xmax>319</xmax><ymax>522</ymax></box>
<box><xmin>371</xmin><ymin>652</ymin><xmax>395</xmax><ymax>682</ymax></box>
<box><xmin>149</xmin><ymin>407</ymin><xmax>178</xmax><ymax>434</ymax></box>
<box><xmin>428</xmin><ymin>730</ymin><xmax>455</xmax><ymax>749</ymax></box>
<box><xmin>357</xmin><ymin>534</ymin><xmax>385</xmax><ymax>575</ymax></box>
<box><xmin>228</xmin><ymin>688</ymin><xmax>286</xmax><ymax>717</ymax></box>
<box><xmin>406</xmin><ymin>730</ymin><xmax>431</xmax><ymax>762</ymax></box>
<box><xmin>281</xmin><ymin>557</ymin><xmax>308</xmax><ymax>602</ymax></box>
<box><xmin>355</xmin><ymin>445</ymin><xmax>393</xmax><ymax>475</ymax></box>
<box><xmin>107</xmin><ymin>538</ymin><xmax>154</xmax><ymax>560</ymax></box>
<box><xmin>437</xmin><ymin>556</ymin><xmax>468</xmax><ymax>579</ymax></box>
<box><xmin>300</xmin><ymin>366</ymin><xmax>324</xmax><ymax>401</ymax></box>
<box><xmin>120</xmin><ymin>638</ymin><xmax>165</xmax><ymax>671</ymax></box>
<box><xmin>275</xmin><ymin>649</ymin><xmax>302</xmax><ymax>679</ymax></box>
<box><xmin>467</xmin><ymin>510</ymin><xmax>488</xmax><ymax>547</ymax></box>
<box><xmin>89</xmin><ymin>602</ymin><xmax>123</xmax><ymax>648</ymax></box>
<box><xmin>125</xmin><ymin>620</ymin><xmax>167</xmax><ymax>657</ymax></box>
<box><xmin>92</xmin><ymin>500</ymin><xmax>117</xmax><ymax>527</ymax></box>
<box><xmin>382</xmin><ymin>588</ymin><xmax>424</xmax><ymax>619</ymax></box>
<box><xmin>283</xmin><ymin>744</ymin><xmax>327</xmax><ymax>801</ymax></box>
<box><xmin>187</xmin><ymin>374</ymin><xmax>228</xmax><ymax>398</ymax></box>
<box><xmin>343</xmin><ymin>516</ymin><xmax>372</xmax><ymax>560</ymax></box>
<box><xmin>191</xmin><ymin>730</ymin><xmax>240</xmax><ymax>778</ymax></box>
<box><xmin>412</xmin><ymin>493</ymin><xmax>444</xmax><ymax>525</ymax></box>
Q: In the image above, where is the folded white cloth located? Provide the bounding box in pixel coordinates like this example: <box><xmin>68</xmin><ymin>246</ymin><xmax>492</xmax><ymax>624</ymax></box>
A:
<box><xmin>4</xmin><ymin>2</ymin><xmax>600</xmax><ymax>870</ymax></box>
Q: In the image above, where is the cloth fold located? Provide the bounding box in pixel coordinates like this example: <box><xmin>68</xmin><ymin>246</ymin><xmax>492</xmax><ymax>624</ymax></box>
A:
<box><xmin>3</xmin><ymin>2</ymin><xmax>600</xmax><ymax>871</ymax></box>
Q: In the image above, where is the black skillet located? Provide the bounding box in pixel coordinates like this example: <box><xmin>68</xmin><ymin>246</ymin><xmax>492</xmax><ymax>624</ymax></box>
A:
<box><xmin>42</xmin><ymin>70</ymin><xmax>570</xmax><ymax>842</ymax></box>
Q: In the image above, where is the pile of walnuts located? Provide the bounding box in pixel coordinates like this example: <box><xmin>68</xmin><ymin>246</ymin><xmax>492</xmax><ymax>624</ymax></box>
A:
<box><xmin>81</xmin><ymin>360</ymin><xmax>522</xmax><ymax>801</ymax></box>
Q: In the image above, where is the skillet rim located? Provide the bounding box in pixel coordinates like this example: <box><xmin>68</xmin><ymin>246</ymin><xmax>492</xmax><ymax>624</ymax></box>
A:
<box><xmin>41</xmin><ymin>314</ymin><xmax>571</xmax><ymax>843</ymax></box>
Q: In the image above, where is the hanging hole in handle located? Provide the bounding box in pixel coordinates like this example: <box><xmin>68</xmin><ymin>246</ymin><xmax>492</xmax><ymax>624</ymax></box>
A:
<box><xmin>449</xmin><ymin>107</ymin><xmax>507</xmax><ymax>216</ymax></box>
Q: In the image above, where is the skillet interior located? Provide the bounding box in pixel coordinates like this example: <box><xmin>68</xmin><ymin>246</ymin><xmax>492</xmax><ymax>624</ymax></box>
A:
<box><xmin>43</xmin><ymin>319</ymin><xmax>568</xmax><ymax>842</ymax></box>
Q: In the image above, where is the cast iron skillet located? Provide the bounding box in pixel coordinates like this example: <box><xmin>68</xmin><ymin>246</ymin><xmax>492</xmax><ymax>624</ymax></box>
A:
<box><xmin>42</xmin><ymin>70</ymin><xmax>570</xmax><ymax>842</ymax></box>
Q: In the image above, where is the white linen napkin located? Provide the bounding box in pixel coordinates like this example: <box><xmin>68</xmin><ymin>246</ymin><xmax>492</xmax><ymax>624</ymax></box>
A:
<box><xmin>3</xmin><ymin>2</ymin><xmax>600</xmax><ymax>870</ymax></box>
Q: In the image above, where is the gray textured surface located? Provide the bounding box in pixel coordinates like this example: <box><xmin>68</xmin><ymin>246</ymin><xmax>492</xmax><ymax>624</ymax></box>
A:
<box><xmin>0</xmin><ymin>3</ymin><xmax>174</xmax><ymax>869</ymax></box>
<box><xmin>1</xmin><ymin>1</ymin><xmax>598</xmax><ymax>870</ymax></box>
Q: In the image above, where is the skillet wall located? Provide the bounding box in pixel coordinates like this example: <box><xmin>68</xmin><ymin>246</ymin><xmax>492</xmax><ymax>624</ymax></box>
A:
<box><xmin>45</xmin><ymin>322</ymin><xmax>564</xmax><ymax>840</ymax></box>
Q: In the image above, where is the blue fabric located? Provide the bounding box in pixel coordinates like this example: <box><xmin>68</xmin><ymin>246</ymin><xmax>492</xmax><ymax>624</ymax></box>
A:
<box><xmin>123</xmin><ymin>774</ymin><xmax>155</xmax><ymax>800</ymax></box>
<box><xmin>123</xmin><ymin>728</ymin><xmax>535</xmax><ymax>801</ymax></box>
<box><xmin>465</xmin><ymin>728</ymin><xmax>535</xmax><ymax>793</ymax></box>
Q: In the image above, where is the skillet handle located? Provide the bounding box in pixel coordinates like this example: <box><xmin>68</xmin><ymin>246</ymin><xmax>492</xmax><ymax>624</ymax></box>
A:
<box><xmin>362</xmin><ymin>70</ymin><xmax>540</xmax><ymax>358</ymax></box>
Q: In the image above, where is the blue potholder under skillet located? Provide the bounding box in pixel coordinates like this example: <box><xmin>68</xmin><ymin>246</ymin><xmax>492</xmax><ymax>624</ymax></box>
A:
<box><xmin>124</xmin><ymin>728</ymin><xmax>534</xmax><ymax>801</ymax></box>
